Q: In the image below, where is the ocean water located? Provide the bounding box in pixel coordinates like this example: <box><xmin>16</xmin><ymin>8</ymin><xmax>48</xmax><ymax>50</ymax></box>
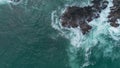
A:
<box><xmin>0</xmin><ymin>0</ymin><xmax>120</xmax><ymax>68</ymax></box>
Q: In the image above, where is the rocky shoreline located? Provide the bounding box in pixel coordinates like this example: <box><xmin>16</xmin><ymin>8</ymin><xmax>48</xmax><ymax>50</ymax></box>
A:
<box><xmin>60</xmin><ymin>0</ymin><xmax>120</xmax><ymax>34</ymax></box>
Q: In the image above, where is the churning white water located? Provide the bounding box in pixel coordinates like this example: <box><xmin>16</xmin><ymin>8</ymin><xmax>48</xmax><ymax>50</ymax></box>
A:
<box><xmin>51</xmin><ymin>0</ymin><xmax>120</xmax><ymax>68</ymax></box>
<box><xmin>0</xmin><ymin>0</ymin><xmax>9</xmax><ymax>4</ymax></box>
<box><xmin>0</xmin><ymin>0</ymin><xmax>22</xmax><ymax>5</ymax></box>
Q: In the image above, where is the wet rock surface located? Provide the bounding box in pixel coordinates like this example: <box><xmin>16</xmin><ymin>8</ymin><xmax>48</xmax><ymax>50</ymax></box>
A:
<box><xmin>60</xmin><ymin>0</ymin><xmax>109</xmax><ymax>34</ymax></box>
<box><xmin>108</xmin><ymin>0</ymin><xmax>120</xmax><ymax>27</ymax></box>
<box><xmin>60</xmin><ymin>0</ymin><xmax>120</xmax><ymax>34</ymax></box>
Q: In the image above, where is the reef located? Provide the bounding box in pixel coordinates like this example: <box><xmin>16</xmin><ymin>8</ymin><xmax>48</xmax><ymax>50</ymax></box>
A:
<box><xmin>60</xmin><ymin>0</ymin><xmax>120</xmax><ymax>34</ymax></box>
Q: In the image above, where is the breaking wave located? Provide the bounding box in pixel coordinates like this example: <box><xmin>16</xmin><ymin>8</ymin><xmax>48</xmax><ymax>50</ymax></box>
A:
<box><xmin>51</xmin><ymin>0</ymin><xmax>120</xmax><ymax>68</ymax></box>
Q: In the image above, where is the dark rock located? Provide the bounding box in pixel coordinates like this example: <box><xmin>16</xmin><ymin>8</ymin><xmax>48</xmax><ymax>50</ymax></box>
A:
<box><xmin>110</xmin><ymin>22</ymin><xmax>119</xmax><ymax>27</ymax></box>
<box><xmin>101</xmin><ymin>1</ymin><xmax>109</xmax><ymax>9</ymax></box>
<box><xmin>87</xmin><ymin>17</ymin><xmax>93</xmax><ymax>22</ymax></box>
<box><xmin>80</xmin><ymin>23</ymin><xmax>92</xmax><ymax>34</ymax></box>
<box><xmin>60</xmin><ymin>6</ymin><xmax>94</xmax><ymax>34</ymax></box>
<box><xmin>108</xmin><ymin>0</ymin><xmax>120</xmax><ymax>27</ymax></box>
<box><xmin>113</xmin><ymin>0</ymin><xmax>120</xmax><ymax>6</ymax></box>
<box><xmin>60</xmin><ymin>0</ymin><xmax>120</xmax><ymax>34</ymax></box>
<box><xmin>11</xmin><ymin>0</ymin><xmax>21</xmax><ymax>2</ymax></box>
<box><xmin>60</xmin><ymin>0</ymin><xmax>109</xmax><ymax>34</ymax></box>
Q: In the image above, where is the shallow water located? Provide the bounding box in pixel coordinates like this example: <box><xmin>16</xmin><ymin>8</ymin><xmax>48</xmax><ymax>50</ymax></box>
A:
<box><xmin>0</xmin><ymin>0</ymin><xmax>120</xmax><ymax>68</ymax></box>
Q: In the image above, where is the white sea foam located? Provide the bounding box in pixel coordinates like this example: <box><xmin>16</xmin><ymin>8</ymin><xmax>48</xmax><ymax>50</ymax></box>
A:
<box><xmin>65</xmin><ymin>0</ymin><xmax>92</xmax><ymax>7</ymax></box>
<box><xmin>0</xmin><ymin>0</ymin><xmax>23</xmax><ymax>5</ymax></box>
<box><xmin>109</xmin><ymin>26</ymin><xmax>120</xmax><ymax>41</ymax></box>
<box><xmin>0</xmin><ymin>0</ymin><xmax>9</xmax><ymax>4</ymax></box>
<box><xmin>51</xmin><ymin>0</ymin><xmax>120</xmax><ymax>68</ymax></box>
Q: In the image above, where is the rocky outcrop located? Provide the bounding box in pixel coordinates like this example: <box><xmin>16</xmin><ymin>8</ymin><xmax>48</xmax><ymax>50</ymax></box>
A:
<box><xmin>60</xmin><ymin>0</ymin><xmax>120</xmax><ymax>34</ymax></box>
<box><xmin>60</xmin><ymin>0</ymin><xmax>109</xmax><ymax>34</ymax></box>
<box><xmin>108</xmin><ymin>0</ymin><xmax>120</xmax><ymax>27</ymax></box>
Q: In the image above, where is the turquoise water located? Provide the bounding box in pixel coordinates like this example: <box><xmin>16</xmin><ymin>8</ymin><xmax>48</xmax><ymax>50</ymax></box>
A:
<box><xmin>0</xmin><ymin>0</ymin><xmax>69</xmax><ymax>68</ymax></box>
<box><xmin>0</xmin><ymin>0</ymin><xmax>120</xmax><ymax>68</ymax></box>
